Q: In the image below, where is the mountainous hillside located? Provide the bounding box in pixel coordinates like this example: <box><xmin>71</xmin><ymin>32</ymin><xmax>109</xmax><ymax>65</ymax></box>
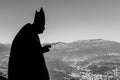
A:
<box><xmin>0</xmin><ymin>43</ymin><xmax>10</xmax><ymax>78</ymax></box>
<box><xmin>44</xmin><ymin>39</ymin><xmax>120</xmax><ymax>80</ymax></box>
<box><xmin>45</xmin><ymin>39</ymin><xmax>120</xmax><ymax>60</ymax></box>
<box><xmin>0</xmin><ymin>39</ymin><xmax>120</xmax><ymax>80</ymax></box>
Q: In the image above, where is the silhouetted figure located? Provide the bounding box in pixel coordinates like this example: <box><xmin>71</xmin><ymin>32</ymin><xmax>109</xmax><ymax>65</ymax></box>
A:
<box><xmin>8</xmin><ymin>7</ymin><xmax>51</xmax><ymax>80</ymax></box>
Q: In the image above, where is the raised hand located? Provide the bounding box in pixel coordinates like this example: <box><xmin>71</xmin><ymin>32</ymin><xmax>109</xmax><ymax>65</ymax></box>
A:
<box><xmin>42</xmin><ymin>45</ymin><xmax>51</xmax><ymax>53</ymax></box>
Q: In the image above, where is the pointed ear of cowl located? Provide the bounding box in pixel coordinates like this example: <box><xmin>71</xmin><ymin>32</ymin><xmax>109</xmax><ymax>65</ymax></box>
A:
<box><xmin>33</xmin><ymin>7</ymin><xmax>45</xmax><ymax>26</ymax></box>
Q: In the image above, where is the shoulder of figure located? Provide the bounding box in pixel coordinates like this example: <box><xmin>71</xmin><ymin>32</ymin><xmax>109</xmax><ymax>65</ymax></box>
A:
<box><xmin>21</xmin><ymin>23</ymin><xmax>32</xmax><ymax>31</ymax></box>
<box><xmin>17</xmin><ymin>23</ymin><xmax>32</xmax><ymax>35</ymax></box>
<box><xmin>24</xmin><ymin>23</ymin><xmax>32</xmax><ymax>26</ymax></box>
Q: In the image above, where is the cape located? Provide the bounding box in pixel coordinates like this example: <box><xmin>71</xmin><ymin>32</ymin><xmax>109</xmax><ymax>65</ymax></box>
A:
<box><xmin>8</xmin><ymin>23</ymin><xmax>49</xmax><ymax>80</ymax></box>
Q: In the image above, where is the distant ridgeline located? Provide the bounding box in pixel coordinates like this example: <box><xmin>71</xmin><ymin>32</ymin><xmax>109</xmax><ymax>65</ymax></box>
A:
<box><xmin>1</xmin><ymin>39</ymin><xmax>120</xmax><ymax>80</ymax></box>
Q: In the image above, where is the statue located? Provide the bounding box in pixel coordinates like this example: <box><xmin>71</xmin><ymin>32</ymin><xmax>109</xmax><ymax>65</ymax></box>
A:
<box><xmin>8</xmin><ymin>7</ymin><xmax>51</xmax><ymax>80</ymax></box>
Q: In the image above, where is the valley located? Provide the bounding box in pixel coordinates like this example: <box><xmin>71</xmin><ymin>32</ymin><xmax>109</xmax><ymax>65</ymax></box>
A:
<box><xmin>1</xmin><ymin>39</ymin><xmax>120</xmax><ymax>80</ymax></box>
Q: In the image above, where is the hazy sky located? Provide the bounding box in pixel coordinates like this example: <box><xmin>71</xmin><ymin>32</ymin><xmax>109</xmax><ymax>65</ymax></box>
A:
<box><xmin>1</xmin><ymin>0</ymin><xmax>120</xmax><ymax>44</ymax></box>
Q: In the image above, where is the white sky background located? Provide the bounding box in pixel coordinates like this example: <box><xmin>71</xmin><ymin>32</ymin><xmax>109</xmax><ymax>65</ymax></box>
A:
<box><xmin>0</xmin><ymin>0</ymin><xmax>120</xmax><ymax>43</ymax></box>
